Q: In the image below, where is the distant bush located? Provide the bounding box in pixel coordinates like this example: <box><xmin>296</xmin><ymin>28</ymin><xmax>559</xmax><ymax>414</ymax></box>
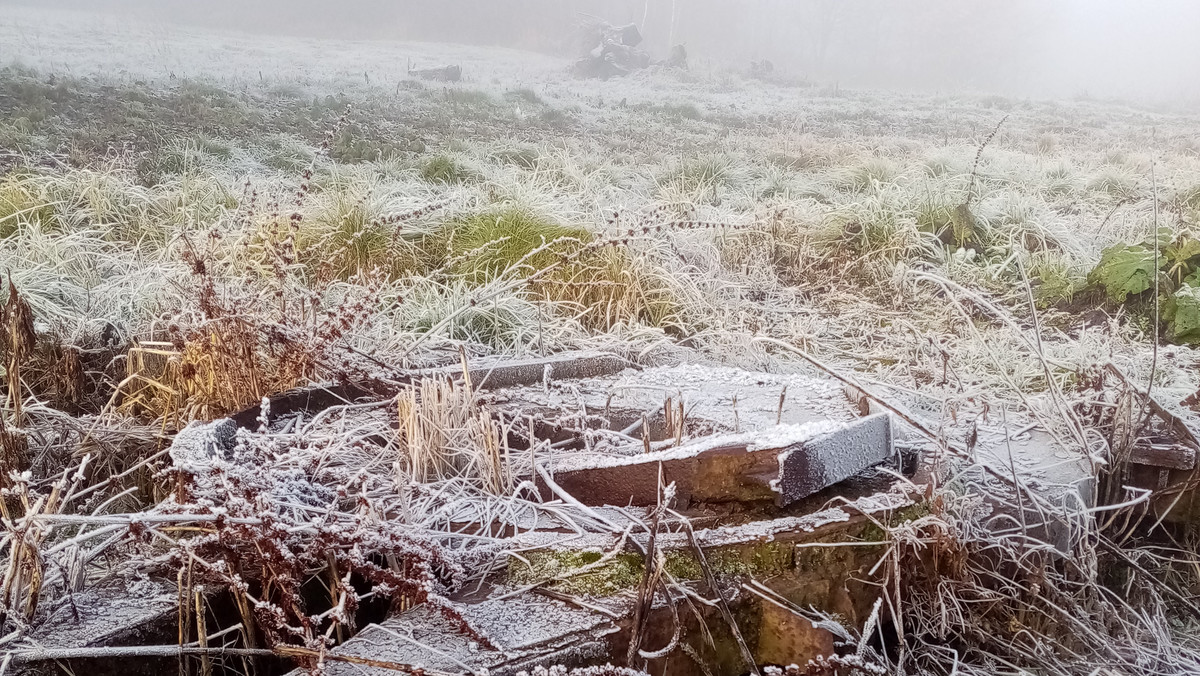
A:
<box><xmin>839</xmin><ymin>158</ymin><xmax>898</xmax><ymax>193</ymax></box>
<box><xmin>766</xmin><ymin>152</ymin><xmax>813</xmax><ymax>171</ymax></box>
<box><xmin>505</xmin><ymin>88</ymin><xmax>542</xmax><ymax>105</ymax></box>
<box><xmin>0</xmin><ymin>174</ymin><xmax>58</xmax><ymax>236</ymax></box>
<box><xmin>659</xmin><ymin>155</ymin><xmax>734</xmax><ymax>203</ymax></box>
<box><xmin>443</xmin><ymin>207</ymin><xmax>589</xmax><ymax>284</ymax></box>
<box><xmin>437</xmin><ymin>207</ymin><xmax>683</xmax><ymax>330</ymax></box>
<box><xmin>491</xmin><ymin>146</ymin><xmax>540</xmax><ymax>170</ymax></box>
<box><xmin>420</xmin><ymin>154</ymin><xmax>474</xmax><ymax>185</ymax></box>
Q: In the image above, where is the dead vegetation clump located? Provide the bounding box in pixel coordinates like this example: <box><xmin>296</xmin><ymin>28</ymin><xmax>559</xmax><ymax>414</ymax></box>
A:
<box><xmin>873</xmin><ymin>480</ymin><xmax>1200</xmax><ymax>675</ymax></box>
<box><xmin>166</xmin><ymin>434</ymin><xmax>465</xmax><ymax>667</ymax></box>
<box><xmin>396</xmin><ymin>374</ymin><xmax>512</xmax><ymax>494</ymax></box>
<box><xmin>115</xmin><ymin>232</ymin><xmax>322</xmax><ymax>424</ymax></box>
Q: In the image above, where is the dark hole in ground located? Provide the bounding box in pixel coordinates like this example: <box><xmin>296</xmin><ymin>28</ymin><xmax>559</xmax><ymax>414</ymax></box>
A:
<box><xmin>27</xmin><ymin>562</ymin><xmax>400</xmax><ymax>676</ymax></box>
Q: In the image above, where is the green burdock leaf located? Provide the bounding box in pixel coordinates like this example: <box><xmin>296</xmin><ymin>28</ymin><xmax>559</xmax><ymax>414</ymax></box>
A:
<box><xmin>1167</xmin><ymin>284</ymin><xmax>1200</xmax><ymax>344</ymax></box>
<box><xmin>1165</xmin><ymin>233</ymin><xmax>1200</xmax><ymax>283</ymax></box>
<box><xmin>1165</xmin><ymin>234</ymin><xmax>1200</xmax><ymax>266</ymax></box>
<box><xmin>1088</xmin><ymin>244</ymin><xmax>1157</xmax><ymax>303</ymax></box>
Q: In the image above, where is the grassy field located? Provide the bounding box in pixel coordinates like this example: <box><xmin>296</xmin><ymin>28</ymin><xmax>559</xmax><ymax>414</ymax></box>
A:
<box><xmin>4</xmin><ymin>6</ymin><xmax>1200</xmax><ymax>675</ymax></box>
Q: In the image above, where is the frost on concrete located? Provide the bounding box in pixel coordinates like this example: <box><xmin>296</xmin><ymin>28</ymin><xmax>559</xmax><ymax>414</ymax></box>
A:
<box><xmin>488</xmin><ymin>364</ymin><xmax>857</xmax><ymax>451</ymax></box>
<box><xmin>551</xmin><ymin>419</ymin><xmax>847</xmax><ymax>472</ymax></box>
<box><xmin>19</xmin><ymin>576</ymin><xmax>178</xmax><ymax>651</ymax></box>
<box><xmin>691</xmin><ymin>488</ymin><xmax>913</xmax><ymax>547</ymax></box>
<box><xmin>773</xmin><ymin>414</ymin><xmax>895</xmax><ymax>505</ymax></box>
<box><xmin>505</xmin><ymin>488</ymin><xmax>914</xmax><ymax>554</ymax></box>
<box><xmin>969</xmin><ymin>424</ymin><xmax>1096</xmax><ymax>554</ymax></box>
<box><xmin>297</xmin><ymin>592</ymin><xmax>617</xmax><ymax>676</ymax></box>
<box><xmin>454</xmin><ymin>350</ymin><xmax>638</xmax><ymax>391</ymax></box>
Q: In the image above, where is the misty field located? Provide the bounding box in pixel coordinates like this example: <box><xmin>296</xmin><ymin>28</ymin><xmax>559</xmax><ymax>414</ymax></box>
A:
<box><xmin>3</xmin><ymin>6</ymin><xmax>1200</xmax><ymax>676</ymax></box>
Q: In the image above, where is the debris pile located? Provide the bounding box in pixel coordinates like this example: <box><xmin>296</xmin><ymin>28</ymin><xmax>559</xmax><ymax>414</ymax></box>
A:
<box><xmin>5</xmin><ymin>350</ymin><xmax>1200</xmax><ymax>675</ymax></box>
<box><xmin>749</xmin><ymin>60</ymin><xmax>775</xmax><ymax>80</ymax></box>
<box><xmin>3</xmin><ymin>352</ymin><xmax>916</xmax><ymax>675</ymax></box>
<box><xmin>574</xmin><ymin>21</ymin><xmax>650</xmax><ymax>79</ymax></box>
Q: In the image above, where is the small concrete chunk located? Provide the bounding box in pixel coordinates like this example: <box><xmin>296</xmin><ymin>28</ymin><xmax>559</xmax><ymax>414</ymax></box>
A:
<box><xmin>774</xmin><ymin>414</ymin><xmax>894</xmax><ymax>505</ymax></box>
<box><xmin>1130</xmin><ymin>443</ymin><xmax>1196</xmax><ymax>471</ymax></box>
<box><xmin>972</xmin><ymin>426</ymin><xmax>1095</xmax><ymax>554</ymax></box>
<box><xmin>232</xmin><ymin>351</ymin><xmax>635</xmax><ymax>429</ymax></box>
<box><xmin>458</xmin><ymin>351</ymin><xmax>638</xmax><ymax>390</ymax></box>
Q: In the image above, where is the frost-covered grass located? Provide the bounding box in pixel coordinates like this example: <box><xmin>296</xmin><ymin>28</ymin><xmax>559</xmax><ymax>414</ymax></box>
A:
<box><xmin>2</xmin><ymin>26</ymin><xmax>1198</xmax><ymax>424</ymax></box>
<box><xmin>11</xmin><ymin>103</ymin><xmax>1200</xmax><ymax>392</ymax></box>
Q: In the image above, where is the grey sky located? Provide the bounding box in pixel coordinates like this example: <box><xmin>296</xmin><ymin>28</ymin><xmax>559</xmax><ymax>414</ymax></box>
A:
<box><xmin>3</xmin><ymin>0</ymin><xmax>1198</xmax><ymax>102</ymax></box>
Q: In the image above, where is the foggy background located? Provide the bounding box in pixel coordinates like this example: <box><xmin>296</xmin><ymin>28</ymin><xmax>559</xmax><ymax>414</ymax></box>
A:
<box><xmin>4</xmin><ymin>0</ymin><xmax>1200</xmax><ymax>102</ymax></box>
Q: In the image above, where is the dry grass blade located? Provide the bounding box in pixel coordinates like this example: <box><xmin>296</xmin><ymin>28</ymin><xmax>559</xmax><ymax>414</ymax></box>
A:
<box><xmin>0</xmin><ymin>280</ymin><xmax>35</xmax><ymax>428</ymax></box>
<box><xmin>396</xmin><ymin>376</ymin><xmax>512</xmax><ymax>493</ymax></box>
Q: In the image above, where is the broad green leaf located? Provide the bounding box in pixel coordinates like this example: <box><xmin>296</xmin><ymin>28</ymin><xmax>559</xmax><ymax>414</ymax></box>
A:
<box><xmin>1087</xmin><ymin>244</ymin><xmax>1156</xmax><ymax>303</ymax></box>
<box><xmin>1168</xmin><ymin>284</ymin><xmax>1200</xmax><ymax>344</ymax></box>
<box><xmin>1164</xmin><ymin>233</ymin><xmax>1200</xmax><ymax>284</ymax></box>
<box><xmin>1165</xmin><ymin>234</ymin><xmax>1200</xmax><ymax>267</ymax></box>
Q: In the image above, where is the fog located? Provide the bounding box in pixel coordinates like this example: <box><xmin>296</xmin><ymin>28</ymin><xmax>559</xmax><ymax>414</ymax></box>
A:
<box><xmin>5</xmin><ymin>0</ymin><xmax>1200</xmax><ymax>103</ymax></box>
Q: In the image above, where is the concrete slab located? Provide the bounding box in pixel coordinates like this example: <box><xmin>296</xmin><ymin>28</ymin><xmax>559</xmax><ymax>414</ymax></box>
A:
<box><xmin>540</xmin><ymin>415</ymin><xmax>893</xmax><ymax>508</ymax></box>
<box><xmin>294</xmin><ymin>593</ymin><xmax>617</xmax><ymax>676</ymax></box>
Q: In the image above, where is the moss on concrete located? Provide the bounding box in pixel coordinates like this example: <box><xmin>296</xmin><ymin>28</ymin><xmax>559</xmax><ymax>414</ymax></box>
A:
<box><xmin>708</xmin><ymin>541</ymin><xmax>793</xmax><ymax>577</ymax></box>
<box><xmin>508</xmin><ymin>550</ymin><xmax>644</xmax><ymax>597</ymax></box>
<box><xmin>506</xmin><ymin>506</ymin><xmax>929</xmax><ymax>598</ymax></box>
<box><xmin>509</xmin><ymin>540</ymin><xmax>794</xmax><ymax>597</ymax></box>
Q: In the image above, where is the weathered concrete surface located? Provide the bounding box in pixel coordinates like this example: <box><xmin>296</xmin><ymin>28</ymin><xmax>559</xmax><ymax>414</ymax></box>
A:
<box><xmin>231</xmin><ymin>350</ymin><xmax>636</xmax><ymax>428</ymax></box>
<box><xmin>1130</xmin><ymin>443</ymin><xmax>1196</xmax><ymax>471</ymax></box>
<box><xmin>18</xmin><ymin>577</ymin><xmax>178</xmax><ymax>650</ymax></box>
<box><xmin>453</xmin><ymin>351</ymin><xmax>638</xmax><ymax>391</ymax></box>
<box><xmin>773</xmin><ymin>414</ymin><xmax>894</xmax><ymax>504</ymax></box>
<box><xmin>506</xmin><ymin>489</ymin><xmax>912</xmax><ymax>564</ymax></box>
<box><xmin>487</xmin><ymin>364</ymin><xmax>862</xmax><ymax>445</ymax></box>
<box><xmin>211</xmin><ymin>356</ymin><xmax>915</xmax><ymax>675</ymax></box>
<box><xmin>972</xmin><ymin>425</ymin><xmax>1094</xmax><ymax>508</ymax></box>
<box><xmin>10</xmin><ymin>577</ymin><xmax>184</xmax><ymax>676</ymax></box>
<box><xmin>967</xmin><ymin>423</ymin><xmax>1095</xmax><ymax>553</ymax></box>
<box><xmin>292</xmin><ymin>593</ymin><xmax>617</xmax><ymax>676</ymax></box>
<box><xmin>539</xmin><ymin>415</ymin><xmax>893</xmax><ymax>508</ymax></box>
<box><xmin>308</xmin><ymin>490</ymin><xmax>913</xmax><ymax>676</ymax></box>
<box><xmin>756</xmin><ymin>602</ymin><xmax>837</xmax><ymax>669</ymax></box>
